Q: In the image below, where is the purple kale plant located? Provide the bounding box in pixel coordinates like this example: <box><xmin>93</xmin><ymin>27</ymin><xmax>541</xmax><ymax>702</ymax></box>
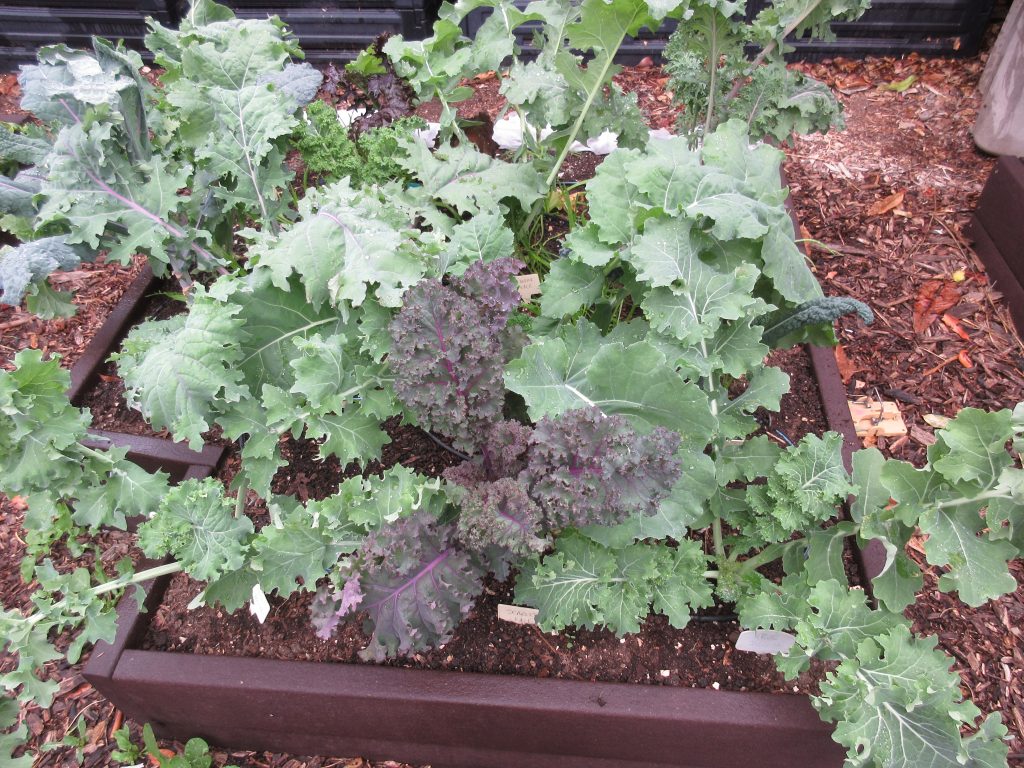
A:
<box><xmin>388</xmin><ymin>257</ymin><xmax>525</xmax><ymax>453</ymax></box>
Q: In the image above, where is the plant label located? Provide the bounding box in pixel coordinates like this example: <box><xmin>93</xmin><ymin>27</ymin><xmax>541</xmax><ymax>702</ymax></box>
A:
<box><xmin>497</xmin><ymin>603</ymin><xmax>539</xmax><ymax>625</ymax></box>
<box><xmin>515</xmin><ymin>274</ymin><xmax>541</xmax><ymax>301</ymax></box>
<box><xmin>735</xmin><ymin>629</ymin><xmax>796</xmax><ymax>654</ymax></box>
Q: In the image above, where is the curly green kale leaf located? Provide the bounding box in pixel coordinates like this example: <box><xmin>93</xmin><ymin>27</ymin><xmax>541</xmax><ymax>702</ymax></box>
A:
<box><xmin>872</xmin><ymin>408</ymin><xmax>1022</xmax><ymax>607</ymax></box>
<box><xmin>397</xmin><ymin>137</ymin><xmax>546</xmax><ymax>216</ymax></box>
<box><xmin>821</xmin><ymin>625</ymin><xmax>1007</xmax><ymax>768</ymax></box>
<box><xmin>732</xmin><ymin>64</ymin><xmax>843</xmax><ymax>144</ymax></box>
<box><xmin>515</xmin><ymin>531</ymin><xmax>712</xmax><ymax>634</ymax></box>
<box><xmin>742</xmin><ymin>432</ymin><xmax>853</xmax><ymax>544</ymax></box>
<box><xmin>137</xmin><ymin>478</ymin><xmax>254</xmax><ymax>582</ymax></box>
<box><xmin>250</xmin><ymin>179</ymin><xmax>424</xmax><ymax>311</ymax></box>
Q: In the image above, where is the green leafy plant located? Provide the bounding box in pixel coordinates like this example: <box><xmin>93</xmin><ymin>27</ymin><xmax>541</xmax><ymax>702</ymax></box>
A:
<box><xmin>293</xmin><ymin>100</ymin><xmax>424</xmax><ymax>187</ymax></box>
<box><xmin>0</xmin><ymin>3</ymin><xmax>1019</xmax><ymax>767</ymax></box>
<box><xmin>143</xmin><ymin>723</ymin><xmax>239</xmax><ymax>768</ymax></box>
<box><xmin>0</xmin><ymin>0</ymin><xmax>324</xmax><ymax>315</ymax></box>
<box><xmin>664</xmin><ymin>0</ymin><xmax>869</xmax><ymax>143</ymax></box>
<box><xmin>111</xmin><ymin>724</ymin><xmax>144</xmax><ymax>765</ymax></box>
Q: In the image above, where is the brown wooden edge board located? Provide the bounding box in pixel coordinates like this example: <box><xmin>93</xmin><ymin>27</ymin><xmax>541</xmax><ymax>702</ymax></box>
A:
<box><xmin>966</xmin><ymin>156</ymin><xmax>1024</xmax><ymax>338</ymax></box>
<box><xmin>81</xmin><ymin>428</ymin><xmax>224</xmax><ymax>478</ymax></box>
<box><xmin>66</xmin><ymin>263</ymin><xmax>157</xmax><ymax>406</ymax></box>
<box><xmin>81</xmin><ymin>359</ymin><xmax>858</xmax><ymax>768</ymax></box>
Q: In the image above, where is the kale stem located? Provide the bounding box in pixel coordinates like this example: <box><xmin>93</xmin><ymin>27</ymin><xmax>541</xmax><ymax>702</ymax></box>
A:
<box><xmin>234</xmin><ymin>477</ymin><xmax>250</xmax><ymax>519</ymax></box>
<box><xmin>25</xmin><ymin>561</ymin><xmax>184</xmax><ymax>627</ymax></box>
<box><xmin>739</xmin><ymin>538</ymin><xmax>803</xmax><ymax>573</ymax></box>
<box><xmin>712</xmin><ymin>518</ymin><xmax>725</xmax><ymax>557</ymax></box>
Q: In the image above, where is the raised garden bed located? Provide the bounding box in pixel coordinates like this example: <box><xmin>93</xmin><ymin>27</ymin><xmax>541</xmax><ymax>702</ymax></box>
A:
<box><xmin>82</xmin><ymin>342</ymin><xmax>869</xmax><ymax>768</ymax></box>
<box><xmin>0</xmin><ymin>1</ymin><xmax>172</xmax><ymax>68</ymax></box>
<box><xmin>967</xmin><ymin>155</ymin><xmax>1024</xmax><ymax>337</ymax></box>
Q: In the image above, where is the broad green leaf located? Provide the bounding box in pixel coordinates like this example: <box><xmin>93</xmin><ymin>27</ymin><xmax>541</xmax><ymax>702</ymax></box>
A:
<box><xmin>625</xmin><ymin>217</ymin><xmax>707</xmax><ymax>287</ymax></box>
<box><xmin>923</xmin><ymin>506</ymin><xmax>1017</xmax><ymax>606</ymax></box>
<box><xmin>851</xmin><ymin>446</ymin><xmax>888</xmax><ymax>523</ymax></box>
<box><xmin>642</xmin><ymin>262</ymin><xmax>766</xmax><ymax>346</ymax></box>
<box><xmin>540</xmin><ymin>259</ymin><xmax>604</xmax><ymax>317</ymax></box>
<box><xmin>251</xmin><ymin>510</ymin><xmax>341</xmax><ymax>596</ymax></box>
<box><xmin>398</xmin><ymin>138</ymin><xmax>545</xmax><ymax>215</ymax></box>
<box><xmin>442</xmin><ymin>212</ymin><xmax>514</xmax><ymax>275</ymax></box>
<box><xmin>717</xmin><ymin>365</ymin><xmax>789</xmax><ymax>438</ymax></box>
<box><xmin>506</xmin><ymin>321</ymin><xmax>716</xmax><ymax>442</ymax></box>
<box><xmin>585</xmin><ymin>149</ymin><xmax>645</xmax><ymax>244</ymax></box>
<box><xmin>0</xmin><ymin>237</ymin><xmax>85</xmax><ymax>308</ymax></box>
<box><xmin>932</xmin><ymin>408</ymin><xmax>1013</xmax><ymax>488</ymax></box>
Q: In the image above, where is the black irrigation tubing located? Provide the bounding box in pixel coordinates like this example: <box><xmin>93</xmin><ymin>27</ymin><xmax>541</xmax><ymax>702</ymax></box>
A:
<box><xmin>690</xmin><ymin>613</ymin><xmax>740</xmax><ymax>623</ymax></box>
<box><xmin>425</xmin><ymin>429</ymin><xmax>471</xmax><ymax>461</ymax></box>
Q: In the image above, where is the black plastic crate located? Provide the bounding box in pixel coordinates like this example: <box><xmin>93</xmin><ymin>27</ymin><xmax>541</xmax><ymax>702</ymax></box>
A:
<box><xmin>0</xmin><ymin>2</ymin><xmax>172</xmax><ymax>69</ymax></box>
<box><xmin>182</xmin><ymin>1</ymin><xmax>432</xmax><ymax>61</ymax></box>
<box><xmin>461</xmin><ymin>0</ymin><xmax>995</xmax><ymax>63</ymax></box>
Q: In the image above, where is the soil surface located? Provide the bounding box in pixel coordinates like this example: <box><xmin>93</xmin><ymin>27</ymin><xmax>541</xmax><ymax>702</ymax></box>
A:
<box><xmin>2</xmin><ymin>38</ymin><xmax>1024</xmax><ymax>768</ymax></box>
<box><xmin>0</xmin><ymin>255</ymin><xmax>146</xmax><ymax>373</ymax></box>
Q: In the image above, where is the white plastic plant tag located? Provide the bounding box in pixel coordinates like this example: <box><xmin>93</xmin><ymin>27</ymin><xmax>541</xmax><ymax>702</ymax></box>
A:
<box><xmin>413</xmin><ymin>121</ymin><xmax>440</xmax><ymax>147</ymax></box>
<box><xmin>497</xmin><ymin>603</ymin><xmax>539</xmax><ymax>625</ymax></box>
<box><xmin>337</xmin><ymin>107</ymin><xmax>367</xmax><ymax>127</ymax></box>
<box><xmin>516</xmin><ymin>273</ymin><xmax>541</xmax><ymax>301</ymax></box>
<box><xmin>735</xmin><ymin>629</ymin><xmax>796</xmax><ymax>654</ymax></box>
<box><xmin>249</xmin><ymin>583</ymin><xmax>271</xmax><ymax>624</ymax></box>
<box><xmin>586</xmin><ymin>129</ymin><xmax>619</xmax><ymax>155</ymax></box>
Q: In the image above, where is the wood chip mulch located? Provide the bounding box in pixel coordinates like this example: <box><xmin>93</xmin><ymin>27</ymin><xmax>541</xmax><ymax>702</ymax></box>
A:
<box><xmin>2</xmin><ymin>47</ymin><xmax>1024</xmax><ymax>767</ymax></box>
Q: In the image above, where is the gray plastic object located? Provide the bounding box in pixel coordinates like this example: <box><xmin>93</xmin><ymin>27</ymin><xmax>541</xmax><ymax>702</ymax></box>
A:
<box><xmin>973</xmin><ymin>0</ymin><xmax>1024</xmax><ymax>157</ymax></box>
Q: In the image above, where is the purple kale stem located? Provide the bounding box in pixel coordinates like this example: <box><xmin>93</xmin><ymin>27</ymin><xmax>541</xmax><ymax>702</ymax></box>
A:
<box><xmin>58</xmin><ymin>98</ymin><xmax>82</xmax><ymax>124</ymax></box>
<box><xmin>366</xmin><ymin>548</ymin><xmax>452</xmax><ymax>610</ymax></box>
<box><xmin>431</xmin><ymin>311</ymin><xmax>466</xmax><ymax>398</ymax></box>
<box><xmin>65</xmin><ymin>138</ymin><xmax>217</xmax><ymax>266</ymax></box>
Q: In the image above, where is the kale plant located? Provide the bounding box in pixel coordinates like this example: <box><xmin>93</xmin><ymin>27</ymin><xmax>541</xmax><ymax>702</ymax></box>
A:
<box><xmin>664</xmin><ymin>0</ymin><xmax>869</xmax><ymax>143</ymax></box>
<box><xmin>0</xmin><ymin>0</ymin><xmax>324</xmax><ymax>314</ymax></box>
<box><xmin>293</xmin><ymin>100</ymin><xmax>424</xmax><ymax>187</ymax></box>
<box><xmin>384</xmin><ymin>0</ymin><xmax>668</xmax><ymax>192</ymax></box>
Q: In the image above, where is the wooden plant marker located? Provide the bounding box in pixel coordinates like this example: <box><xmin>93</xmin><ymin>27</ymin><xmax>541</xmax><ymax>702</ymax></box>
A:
<box><xmin>848</xmin><ymin>396</ymin><xmax>907</xmax><ymax>439</ymax></box>
<box><xmin>516</xmin><ymin>273</ymin><xmax>541</xmax><ymax>301</ymax></box>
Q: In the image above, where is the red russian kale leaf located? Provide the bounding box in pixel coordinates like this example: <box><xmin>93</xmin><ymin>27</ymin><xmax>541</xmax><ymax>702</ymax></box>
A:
<box><xmin>388</xmin><ymin>257</ymin><xmax>524</xmax><ymax>453</ymax></box>
<box><xmin>313</xmin><ymin>509</ymin><xmax>486</xmax><ymax>661</ymax></box>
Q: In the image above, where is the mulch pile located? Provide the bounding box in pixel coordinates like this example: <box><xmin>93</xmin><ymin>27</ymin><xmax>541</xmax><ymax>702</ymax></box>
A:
<box><xmin>2</xmin><ymin>44</ymin><xmax>1023</xmax><ymax>767</ymax></box>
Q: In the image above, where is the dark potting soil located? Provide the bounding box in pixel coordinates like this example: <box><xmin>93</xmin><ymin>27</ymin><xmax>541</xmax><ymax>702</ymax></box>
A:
<box><xmin>141</xmin><ymin>345</ymin><xmax>846</xmax><ymax>697</ymax></box>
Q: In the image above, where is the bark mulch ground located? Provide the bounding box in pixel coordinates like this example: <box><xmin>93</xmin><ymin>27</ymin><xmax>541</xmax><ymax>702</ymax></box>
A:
<box><xmin>2</xmin><ymin>46</ymin><xmax>1023</xmax><ymax>767</ymax></box>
